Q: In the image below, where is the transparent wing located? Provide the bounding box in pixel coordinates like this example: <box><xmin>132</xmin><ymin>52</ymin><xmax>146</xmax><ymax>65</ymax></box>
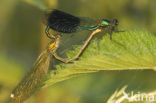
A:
<box><xmin>79</xmin><ymin>17</ymin><xmax>98</xmax><ymax>27</ymax></box>
<box><xmin>50</xmin><ymin>17</ymin><xmax>99</xmax><ymax>60</ymax></box>
<box><xmin>56</xmin><ymin>30</ymin><xmax>93</xmax><ymax>58</ymax></box>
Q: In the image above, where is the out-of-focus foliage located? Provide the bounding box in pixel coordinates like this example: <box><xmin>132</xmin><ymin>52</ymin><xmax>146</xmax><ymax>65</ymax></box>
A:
<box><xmin>0</xmin><ymin>0</ymin><xmax>156</xmax><ymax>103</ymax></box>
<box><xmin>0</xmin><ymin>54</ymin><xmax>23</xmax><ymax>87</ymax></box>
<box><xmin>0</xmin><ymin>54</ymin><xmax>24</xmax><ymax>103</ymax></box>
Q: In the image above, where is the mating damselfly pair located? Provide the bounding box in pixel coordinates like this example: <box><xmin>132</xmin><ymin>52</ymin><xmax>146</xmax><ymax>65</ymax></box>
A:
<box><xmin>10</xmin><ymin>9</ymin><xmax>122</xmax><ymax>102</ymax></box>
<box><xmin>46</xmin><ymin>9</ymin><xmax>122</xmax><ymax>63</ymax></box>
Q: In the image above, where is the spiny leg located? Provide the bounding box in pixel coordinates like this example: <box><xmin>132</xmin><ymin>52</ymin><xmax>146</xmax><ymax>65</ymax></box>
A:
<box><xmin>45</xmin><ymin>25</ymin><xmax>56</xmax><ymax>39</ymax></box>
<box><xmin>109</xmin><ymin>31</ymin><xmax>126</xmax><ymax>48</ymax></box>
<box><xmin>53</xmin><ymin>29</ymin><xmax>102</xmax><ymax>63</ymax></box>
<box><xmin>109</xmin><ymin>31</ymin><xmax>112</xmax><ymax>40</ymax></box>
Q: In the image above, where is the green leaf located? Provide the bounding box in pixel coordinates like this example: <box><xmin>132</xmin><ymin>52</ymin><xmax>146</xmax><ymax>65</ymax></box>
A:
<box><xmin>45</xmin><ymin>30</ymin><xmax>156</xmax><ymax>87</ymax></box>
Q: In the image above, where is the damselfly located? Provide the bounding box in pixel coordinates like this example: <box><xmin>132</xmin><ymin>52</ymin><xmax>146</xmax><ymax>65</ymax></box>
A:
<box><xmin>45</xmin><ymin>9</ymin><xmax>122</xmax><ymax>63</ymax></box>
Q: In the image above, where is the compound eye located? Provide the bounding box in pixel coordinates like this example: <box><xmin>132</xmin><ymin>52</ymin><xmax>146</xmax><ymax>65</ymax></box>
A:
<box><xmin>113</xmin><ymin>19</ymin><xmax>118</xmax><ymax>25</ymax></box>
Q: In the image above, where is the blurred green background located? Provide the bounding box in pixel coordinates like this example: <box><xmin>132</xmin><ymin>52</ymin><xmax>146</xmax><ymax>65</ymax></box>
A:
<box><xmin>0</xmin><ymin>0</ymin><xmax>156</xmax><ymax>103</ymax></box>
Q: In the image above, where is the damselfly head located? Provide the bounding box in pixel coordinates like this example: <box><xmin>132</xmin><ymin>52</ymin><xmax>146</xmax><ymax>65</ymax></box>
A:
<box><xmin>112</xmin><ymin>18</ymin><xmax>119</xmax><ymax>26</ymax></box>
<box><xmin>100</xmin><ymin>18</ymin><xmax>118</xmax><ymax>27</ymax></box>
